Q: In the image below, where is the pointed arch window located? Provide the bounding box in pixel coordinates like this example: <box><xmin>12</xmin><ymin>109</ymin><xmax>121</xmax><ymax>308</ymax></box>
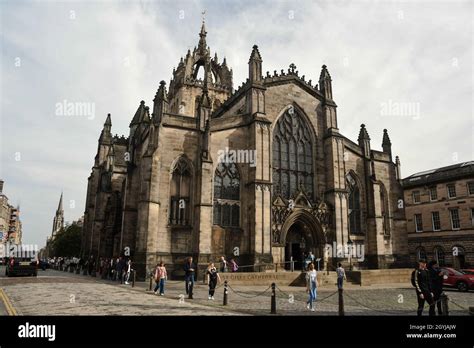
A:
<box><xmin>380</xmin><ymin>185</ymin><xmax>390</xmax><ymax>236</ymax></box>
<box><xmin>169</xmin><ymin>158</ymin><xmax>192</xmax><ymax>226</ymax></box>
<box><xmin>272</xmin><ymin>108</ymin><xmax>314</xmax><ymax>199</ymax></box>
<box><xmin>347</xmin><ymin>173</ymin><xmax>362</xmax><ymax>235</ymax></box>
<box><xmin>213</xmin><ymin>162</ymin><xmax>240</xmax><ymax>227</ymax></box>
<box><xmin>416</xmin><ymin>247</ymin><xmax>427</xmax><ymax>261</ymax></box>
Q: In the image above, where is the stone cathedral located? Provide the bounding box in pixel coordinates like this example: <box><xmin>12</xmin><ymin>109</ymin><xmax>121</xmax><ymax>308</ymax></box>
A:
<box><xmin>81</xmin><ymin>22</ymin><xmax>409</xmax><ymax>278</ymax></box>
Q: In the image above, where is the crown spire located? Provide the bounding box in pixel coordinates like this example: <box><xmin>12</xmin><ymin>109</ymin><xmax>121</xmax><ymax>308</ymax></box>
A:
<box><xmin>198</xmin><ymin>13</ymin><xmax>207</xmax><ymax>52</ymax></box>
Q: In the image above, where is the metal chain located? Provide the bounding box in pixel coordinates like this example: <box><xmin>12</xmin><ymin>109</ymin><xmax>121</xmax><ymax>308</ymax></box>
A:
<box><xmin>226</xmin><ymin>284</ymin><xmax>271</xmax><ymax>298</ymax></box>
<box><xmin>343</xmin><ymin>292</ymin><xmax>412</xmax><ymax>315</ymax></box>
<box><xmin>275</xmin><ymin>284</ymin><xmax>339</xmax><ymax>303</ymax></box>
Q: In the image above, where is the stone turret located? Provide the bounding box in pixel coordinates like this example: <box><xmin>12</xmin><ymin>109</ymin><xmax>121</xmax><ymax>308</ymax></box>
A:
<box><xmin>382</xmin><ymin>129</ymin><xmax>392</xmax><ymax>159</ymax></box>
<box><xmin>152</xmin><ymin>81</ymin><xmax>168</xmax><ymax>125</ymax></box>
<box><xmin>99</xmin><ymin>113</ymin><xmax>112</xmax><ymax>145</ymax></box>
<box><xmin>358</xmin><ymin>124</ymin><xmax>371</xmax><ymax>158</ymax></box>
<box><xmin>248</xmin><ymin>45</ymin><xmax>263</xmax><ymax>83</ymax></box>
<box><xmin>319</xmin><ymin>64</ymin><xmax>333</xmax><ymax>100</ymax></box>
<box><xmin>246</xmin><ymin>45</ymin><xmax>266</xmax><ymax>116</ymax></box>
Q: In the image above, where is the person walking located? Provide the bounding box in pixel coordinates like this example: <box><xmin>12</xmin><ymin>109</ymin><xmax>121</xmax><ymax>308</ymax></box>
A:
<box><xmin>116</xmin><ymin>257</ymin><xmax>124</xmax><ymax>282</ymax></box>
<box><xmin>413</xmin><ymin>259</ymin><xmax>435</xmax><ymax>316</ymax></box>
<box><xmin>206</xmin><ymin>263</ymin><xmax>221</xmax><ymax>300</ymax></box>
<box><xmin>219</xmin><ymin>256</ymin><xmax>228</xmax><ymax>273</ymax></box>
<box><xmin>184</xmin><ymin>257</ymin><xmax>196</xmax><ymax>299</ymax></box>
<box><xmin>154</xmin><ymin>262</ymin><xmax>167</xmax><ymax>295</ymax></box>
<box><xmin>124</xmin><ymin>259</ymin><xmax>132</xmax><ymax>285</ymax></box>
<box><xmin>427</xmin><ymin>260</ymin><xmax>444</xmax><ymax>315</ymax></box>
<box><xmin>336</xmin><ymin>262</ymin><xmax>347</xmax><ymax>289</ymax></box>
<box><xmin>229</xmin><ymin>258</ymin><xmax>239</xmax><ymax>272</ymax></box>
<box><xmin>306</xmin><ymin>263</ymin><xmax>318</xmax><ymax>311</ymax></box>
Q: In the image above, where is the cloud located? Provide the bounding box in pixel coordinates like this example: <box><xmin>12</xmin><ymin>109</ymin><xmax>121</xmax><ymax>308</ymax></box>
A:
<box><xmin>0</xmin><ymin>0</ymin><xmax>472</xmax><ymax>247</ymax></box>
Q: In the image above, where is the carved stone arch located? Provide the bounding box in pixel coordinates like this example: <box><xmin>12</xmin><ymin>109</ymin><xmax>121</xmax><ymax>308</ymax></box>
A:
<box><xmin>170</xmin><ymin>154</ymin><xmax>194</xmax><ymax>177</ymax></box>
<box><xmin>271</xmin><ymin>102</ymin><xmax>318</xmax><ymax>145</ymax></box>
<box><xmin>279</xmin><ymin>209</ymin><xmax>327</xmax><ymax>268</ymax></box>
<box><xmin>345</xmin><ymin>169</ymin><xmax>363</xmax><ymax>191</ymax></box>
<box><xmin>281</xmin><ymin>209</ymin><xmax>325</xmax><ymax>243</ymax></box>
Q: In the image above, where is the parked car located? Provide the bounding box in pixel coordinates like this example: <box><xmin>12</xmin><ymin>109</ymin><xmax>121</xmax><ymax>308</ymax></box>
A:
<box><xmin>441</xmin><ymin>267</ymin><xmax>474</xmax><ymax>292</ymax></box>
<box><xmin>461</xmin><ymin>268</ymin><xmax>474</xmax><ymax>275</ymax></box>
<box><xmin>5</xmin><ymin>257</ymin><xmax>38</xmax><ymax>277</ymax></box>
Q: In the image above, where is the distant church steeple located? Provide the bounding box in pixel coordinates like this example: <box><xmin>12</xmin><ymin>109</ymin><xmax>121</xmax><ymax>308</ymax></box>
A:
<box><xmin>51</xmin><ymin>192</ymin><xmax>64</xmax><ymax>239</ymax></box>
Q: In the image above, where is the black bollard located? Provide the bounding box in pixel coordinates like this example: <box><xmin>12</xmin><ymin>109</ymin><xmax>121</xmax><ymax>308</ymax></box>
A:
<box><xmin>271</xmin><ymin>283</ymin><xmax>276</xmax><ymax>314</ymax></box>
<box><xmin>149</xmin><ymin>272</ymin><xmax>153</xmax><ymax>291</ymax></box>
<box><xmin>132</xmin><ymin>270</ymin><xmax>136</xmax><ymax>288</ymax></box>
<box><xmin>223</xmin><ymin>280</ymin><xmax>228</xmax><ymax>306</ymax></box>
<box><xmin>338</xmin><ymin>288</ymin><xmax>344</xmax><ymax>316</ymax></box>
<box><xmin>441</xmin><ymin>293</ymin><xmax>449</xmax><ymax>316</ymax></box>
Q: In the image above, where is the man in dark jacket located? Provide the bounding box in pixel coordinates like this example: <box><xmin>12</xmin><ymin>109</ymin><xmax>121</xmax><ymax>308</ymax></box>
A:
<box><xmin>116</xmin><ymin>257</ymin><xmax>125</xmax><ymax>282</ymax></box>
<box><xmin>184</xmin><ymin>257</ymin><xmax>196</xmax><ymax>299</ymax></box>
<box><xmin>414</xmin><ymin>259</ymin><xmax>435</xmax><ymax>316</ymax></box>
<box><xmin>427</xmin><ymin>260</ymin><xmax>444</xmax><ymax>315</ymax></box>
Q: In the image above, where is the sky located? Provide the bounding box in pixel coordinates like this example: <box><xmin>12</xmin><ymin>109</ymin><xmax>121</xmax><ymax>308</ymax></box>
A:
<box><xmin>0</xmin><ymin>0</ymin><xmax>472</xmax><ymax>248</ymax></box>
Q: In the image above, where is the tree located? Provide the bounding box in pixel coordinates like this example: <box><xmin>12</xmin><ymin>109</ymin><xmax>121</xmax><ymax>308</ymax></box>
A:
<box><xmin>50</xmin><ymin>223</ymin><xmax>81</xmax><ymax>257</ymax></box>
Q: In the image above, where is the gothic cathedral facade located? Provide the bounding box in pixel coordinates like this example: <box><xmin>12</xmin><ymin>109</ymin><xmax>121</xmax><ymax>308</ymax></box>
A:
<box><xmin>81</xmin><ymin>23</ymin><xmax>409</xmax><ymax>277</ymax></box>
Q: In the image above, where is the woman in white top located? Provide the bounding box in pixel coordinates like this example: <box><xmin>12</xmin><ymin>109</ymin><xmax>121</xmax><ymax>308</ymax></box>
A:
<box><xmin>306</xmin><ymin>263</ymin><xmax>318</xmax><ymax>311</ymax></box>
<box><xmin>124</xmin><ymin>259</ymin><xmax>132</xmax><ymax>285</ymax></box>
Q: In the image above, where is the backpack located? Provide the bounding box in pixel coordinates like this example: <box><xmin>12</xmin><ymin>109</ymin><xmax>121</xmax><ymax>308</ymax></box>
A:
<box><xmin>411</xmin><ymin>270</ymin><xmax>417</xmax><ymax>287</ymax></box>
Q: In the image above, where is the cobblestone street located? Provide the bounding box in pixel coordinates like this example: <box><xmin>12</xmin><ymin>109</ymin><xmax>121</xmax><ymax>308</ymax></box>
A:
<box><xmin>0</xmin><ymin>267</ymin><xmax>472</xmax><ymax>316</ymax></box>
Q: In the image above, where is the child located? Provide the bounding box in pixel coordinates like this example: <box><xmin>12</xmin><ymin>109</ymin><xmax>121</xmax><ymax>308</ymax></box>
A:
<box><xmin>154</xmin><ymin>262</ymin><xmax>167</xmax><ymax>295</ymax></box>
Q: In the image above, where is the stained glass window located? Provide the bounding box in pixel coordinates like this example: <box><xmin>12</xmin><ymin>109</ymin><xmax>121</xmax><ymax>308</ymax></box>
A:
<box><xmin>272</xmin><ymin>109</ymin><xmax>314</xmax><ymax>199</ymax></box>
<box><xmin>347</xmin><ymin>174</ymin><xmax>362</xmax><ymax>235</ymax></box>
<box><xmin>213</xmin><ymin>162</ymin><xmax>240</xmax><ymax>227</ymax></box>
<box><xmin>169</xmin><ymin>158</ymin><xmax>192</xmax><ymax>226</ymax></box>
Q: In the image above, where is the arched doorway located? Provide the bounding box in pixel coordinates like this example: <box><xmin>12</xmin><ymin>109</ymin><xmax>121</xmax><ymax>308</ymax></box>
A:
<box><xmin>281</xmin><ymin>210</ymin><xmax>325</xmax><ymax>270</ymax></box>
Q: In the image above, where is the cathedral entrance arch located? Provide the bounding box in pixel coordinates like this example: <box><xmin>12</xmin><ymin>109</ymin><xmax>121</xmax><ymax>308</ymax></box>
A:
<box><xmin>281</xmin><ymin>210</ymin><xmax>325</xmax><ymax>270</ymax></box>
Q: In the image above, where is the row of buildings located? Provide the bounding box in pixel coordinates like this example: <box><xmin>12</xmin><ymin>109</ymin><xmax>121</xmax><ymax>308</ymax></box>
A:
<box><xmin>0</xmin><ymin>180</ymin><xmax>23</xmax><ymax>245</ymax></box>
<box><xmin>79</xmin><ymin>22</ymin><xmax>473</xmax><ymax>277</ymax></box>
<box><xmin>403</xmin><ymin>163</ymin><xmax>474</xmax><ymax>269</ymax></box>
